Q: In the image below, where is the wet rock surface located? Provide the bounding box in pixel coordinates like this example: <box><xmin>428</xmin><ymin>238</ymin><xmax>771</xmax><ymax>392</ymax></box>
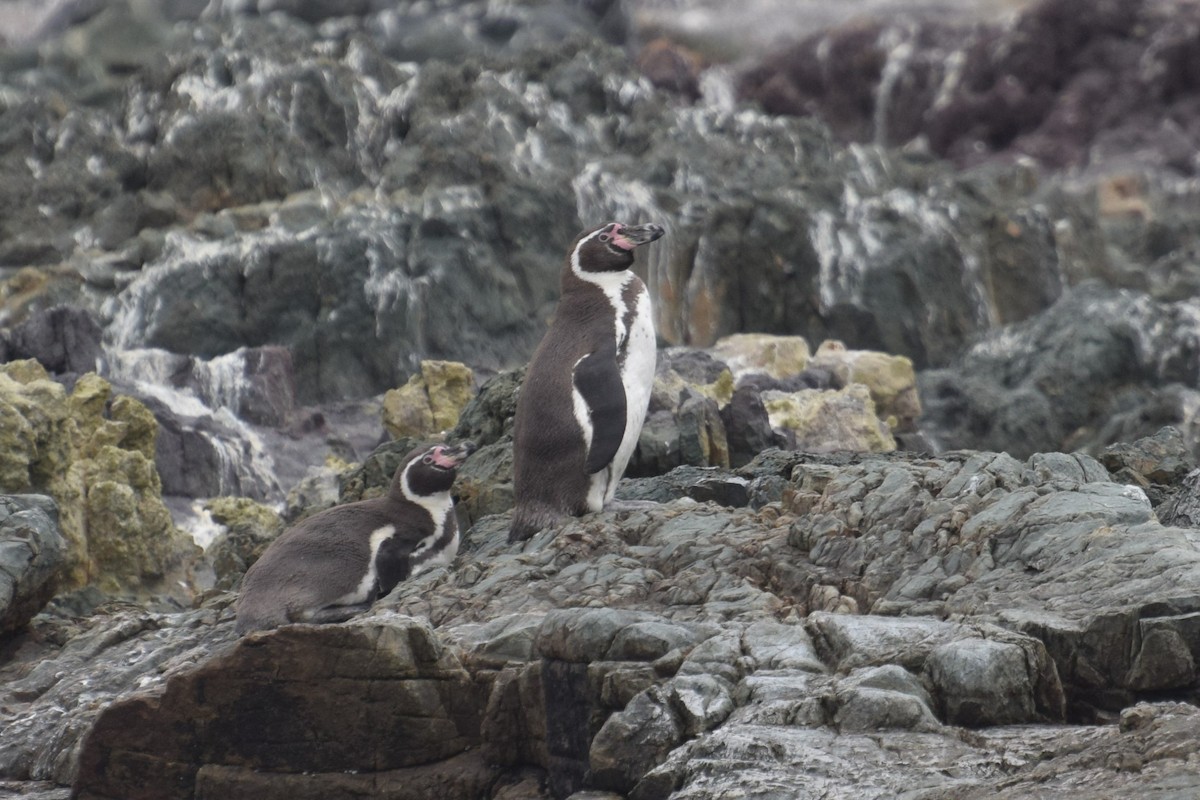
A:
<box><xmin>0</xmin><ymin>495</ymin><xmax>65</xmax><ymax>639</ymax></box>
<box><xmin>0</xmin><ymin>444</ymin><xmax>1197</xmax><ymax>798</ymax></box>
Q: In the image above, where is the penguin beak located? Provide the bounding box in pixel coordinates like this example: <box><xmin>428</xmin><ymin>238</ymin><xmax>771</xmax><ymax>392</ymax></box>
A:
<box><xmin>607</xmin><ymin>222</ymin><xmax>665</xmax><ymax>251</ymax></box>
<box><xmin>434</xmin><ymin>440</ymin><xmax>476</xmax><ymax>468</ymax></box>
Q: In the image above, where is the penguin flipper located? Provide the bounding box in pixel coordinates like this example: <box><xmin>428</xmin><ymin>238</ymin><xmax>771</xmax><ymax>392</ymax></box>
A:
<box><xmin>573</xmin><ymin>345</ymin><xmax>628</xmax><ymax>474</ymax></box>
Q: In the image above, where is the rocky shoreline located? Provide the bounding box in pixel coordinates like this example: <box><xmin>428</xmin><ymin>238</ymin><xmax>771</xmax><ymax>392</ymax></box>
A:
<box><xmin>4</xmin><ymin>424</ymin><xmax>1200</xmax><ymax>798</ymax></box>
<box><xmin>4</xmin><ymin>0</ymin><xmax>1200</xmax><ymax>797</ymax></box>
<box><xmin>5</xmin><ymin>329</ymin><xmax>1200</xmax><ymax>797</ymax></box>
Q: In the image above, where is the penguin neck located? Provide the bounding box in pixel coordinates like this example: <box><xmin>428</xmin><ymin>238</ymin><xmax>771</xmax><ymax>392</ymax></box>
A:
<box><xmin>563</xmin><ymin>265</ymin><xmax>638</xmax><ymax>311</ymax></box>
<box><xmin>391</xmin><ymin>463</ymin><xmax>454</xmax><ymax>524</ymax></box>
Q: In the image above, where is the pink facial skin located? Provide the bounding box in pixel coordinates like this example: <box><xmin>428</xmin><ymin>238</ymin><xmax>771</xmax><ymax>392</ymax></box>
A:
<box><xmin>429</xmin><ymin>447</ymin><xmax>460</xmax><ymax>468</ymax></box>
<box><xmin>608</xmin><ymin>223</ymin><xmax>636</xmax><ymax>251</ymax></box>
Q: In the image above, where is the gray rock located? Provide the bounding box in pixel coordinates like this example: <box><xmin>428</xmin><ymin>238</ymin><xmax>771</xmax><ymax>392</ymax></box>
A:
<box><xmin>925</xmin><ymin>638</ymin><xmax>1038</xmax><ymax>727</ymax></box>
<box><xmin>537</xmin><ymin>608</ymin><xmax>665</xmax><ymax>663</ymax></box>
<box><xmin>617</xmin><ymin>465</ymin><xmax>750</xmax><ymax>507</ymax></box>
<box><xmin>0</xmin><ymin>495</ymin><xmax>65</xmax><ymax>638</ymax></box>
<box><xmin>70</xmin><ymin>615</ymin><xmax>478</xmax><ymax>800</ymax></box>
<box><xmin>7</xmin><ymin>446</ymin><xmax>1200</xmax><ymax>796</ymax></box>
<box><xmin>920</xmin><ymin>285</ymin><xmax>1200</xmax><ymax>459</ymax></box>
<box><xmin>1101</xmin><ymin>426</ymin><xmax>1195</xmax><ymax>487</ymax></box>
<box><xmin>741</xmin><ymin>618</ymin><xmax>825</xmax><ymax>673</ymax></box>
<box><xmin>1157</xmin><ymin>466</ymin><xmax>1200</xmax><ymax>528</ymax></box>
<box><xmin>589</xmin><ymin>685</ymin><xmax>683</xmax><ymax>794</ymax></box>
<box><xmin>2</xmin><ymin>306</ymin><xmax>102</xmax><ymax>376</ymax></box>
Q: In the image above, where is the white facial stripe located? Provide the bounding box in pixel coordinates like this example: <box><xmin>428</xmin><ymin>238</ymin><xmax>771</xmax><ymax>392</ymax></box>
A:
<box><xmin>331</xmin><ymin>524</ymin><xmax>396</xmax><ymax>607</ymax></box>
<box><xmin>401</xmin><ymin>459</ymin><xmax>454</xmax><ymax>555</ymax></box>
<box><xmin>571</xmin><ymin>226</ymin><xmax>636</xmax><ymax>349</ymax></box>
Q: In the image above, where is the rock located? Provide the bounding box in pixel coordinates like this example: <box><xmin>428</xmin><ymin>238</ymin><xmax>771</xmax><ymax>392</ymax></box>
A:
<box><xmin>450</xmin><ymin>368</ymin><xmax>523</xmax><ymax>449</ymax></box>
<box><xmin>806</xmin><ymin>340</ymin><xmax>921</xmax><ymax>432</ymax></box>
<box><xmin>137</xmin><ymin>391</ymin><xmax>282</xmax><ymax>501</ymax></box>
<box><xmin>1101</xmin><ymin>426</ymin><xmax>1195</xmax><ymax>488</ymax></box>
<box><xmin>202</xmin><ymin>496</ymin><xmax>284</xmax><ymax>590</ymax></box>
<box><xmin>629</xmin><ymin>350</ymin><xmax>734</xmax><ymax>476</ymax></box>
<box><xmin>337</xmin><ymin>436</ymin><xmax>420</xmax><ymax>503</ymax></box>
<box><xmin>590</xmin><ymin>674</ymin><xmax>732</xmax><ymax>793</ymax></box>
<box><xmin>618</xmin><ymin>465</ymin><xmax>751</xmax><ymax>508</ymax></box>
<box><xmin>1</xmin><ymin>305</ymin><xmax>102</xmax><ymax>376</ymax></box>
<box><xmin>71</xmin><ymin>616</ymin><xmax>479</xmax><ymax>800</ymax></box>
<box><xmin>763</xmin><ymin>384</ymin><xmax>897</xmax><ymax>453</ymax></box>
<box><xmin>709</xmin><ymin>333</ymin><xmax>811</xmax><ymax>380</ymax></box>
<box><xmin>0</xmin><ymin>363</ymin><xmax>194</xmax><ymax>593</ymax></box>
<box><xmin>452</xmin><ymin>440</ymin><xmax>514</xmax><ymax>523</ymax></box>
<box><xmin>0</xmin><ymin>605</ymin><xmax>238</xmax><ymax>787</ymax></box>
<box><xmin>919</xmin><ymin>284</ymin><xmax>1200</xmax><ymax>459</ymax></box>
<box><xmin>721</xmin><ymin>384</ymin><xmax>786</xmax><ymax>468</ymax></box>
<box><xmin>1126</xmin><ymin>626</ymin><xmax>1196</xmax><ymax>692</ymax></box>
<box><xmin>6</xmin><ymin>444</ymin><xmax>1200</xmax><ymax>795</ymax></box>
<box><xmin>382</xmin><ymin>360</ymin><xmax>475</xmax><ymax>440</ymax></box>
<box><xmin>0</xmin><ymin>494</ymin><xmax>66</xmax><ymax>638</ymax></box>
<box><xmin>734</xmin><ymin>0</ymin><xmax>1200</xmax><ymax>177</ymax></box>
<box><xmin>1158</xmin><ymin>468</ymin><xmax>1200</xmax><ymax>528</ymax></box>
<box><xmin>926</xmin><ymin>638</ymin><xmax>1040</xmax><ymax>726</ymax></box>
<box><xmin>282</xmin><ymin>463</ymin><xmax>341</xmax><ymax>522</ymax></box>
<box><xmin>632</xmin><ymin>396</ymin><xmax>729</xmax><ymax>476</ymax></box>
<box><xmin>833</xmin><ymin>665</ymin><xmax>941</xmax><ymax>733</ymax></box>
<box><xmin>4</xmin><ymin>7</ymin><xmax>1119</xmax><ymax>406</ymax></box>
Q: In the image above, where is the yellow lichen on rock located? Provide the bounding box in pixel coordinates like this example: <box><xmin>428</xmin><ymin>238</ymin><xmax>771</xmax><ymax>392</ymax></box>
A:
<box><xmin>382</xmin><ymin>360</ymin><xmax>475</xmax><ymax>439</ymax></box>
<box><xmin>809</xmin><ymin>340</ymin><xmax>921</xmax><ymax>432</ymax></box>
<box><xmin>709</xmin><ymin>333</ymin><xmax>811</xmax><ymax>380</ymax></box>
<box><xmin>0</xmin><ymin>363</ymin><xmax>193</xmax><ymax>592</ymax></box>
<box><xmin>763</xmin><ymin>384</ymin><xmax>896</xmax><ymax>453</ymax></box>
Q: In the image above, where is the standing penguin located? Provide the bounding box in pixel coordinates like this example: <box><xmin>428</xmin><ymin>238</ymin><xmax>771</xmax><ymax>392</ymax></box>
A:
<box><xmin>235</xmin><ymin>440</ymin><xmax>475</xmax><ymax>634</ymax></box>
<box><xmin>509</xmin><ymin>221</ymin><xmax>665</xmax><ymax>542</ymax></box>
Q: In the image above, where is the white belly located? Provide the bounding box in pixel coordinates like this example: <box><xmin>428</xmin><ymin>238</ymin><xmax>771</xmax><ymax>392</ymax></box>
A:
<box><xmin>587</xmin><ymin>288</ymin><xmax>656</xmax><ymax>509</ymax></box>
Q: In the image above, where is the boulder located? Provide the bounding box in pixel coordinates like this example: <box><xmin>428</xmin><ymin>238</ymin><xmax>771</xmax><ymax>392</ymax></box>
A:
<box><xmin>71</xmin><ymin>616</ymin><xmax>479</xmax><ymax>800</ymax></box>
<box><xmin>763</xmin><ymin>384</ymin><xmax>896</xmax><ymax>453</ymax></box>
<box><xmin>202</xmin><ymin>497</ymin><xmax>285</xmax><ymax>590</ymax></box>
<box><xmin>382</xmin><ymin>360</ymin><xmax>475</xmax><ymax>440</ymax></box>
<box><xmin>0</xmin><ymin>494</ymin><xmax>66</xmax><ymax>638</ymax></box>
<box><xmin>0</xmin><ymin>363</ymin><xmax>195</xmax><ymax>593</ymax></box>
<box><xmin>708</xmin><ymin>333</ymin><xmax>811</xmax><ymax>380</ymax></box>
<box><xmin>919</xmin><ymin>284</ymin><xmax>1200</xmax><ymax>459</ymax></box>
<box><xmin>1</xmin><ymin>305</ymin><xmax>102</xmax><ymax>376</ymax></box>
<box><xmin>1101</xmin><ymin>425</ymin><xmax>1195</xmax><ymax>492</ymax></box>
<box><xmin>806</xmin><ymin>340</ymin><xmax>920</xmax><ymax>432</ymax></box>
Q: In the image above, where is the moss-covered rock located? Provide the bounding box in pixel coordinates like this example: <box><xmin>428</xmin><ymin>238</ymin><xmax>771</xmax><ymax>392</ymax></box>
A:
<box><xmin>382</xmin><ymin>360</ymin><xmax>476</xmax><ymax>439</ymax></box>
<box><xmin>0</xmin><ymin>362</ymin><xmax>194</xmax><ymax>592</ymax></box>
<box><xmin>808</xmin><ymin>340</ymin><xmax>921</xmax><ymax>433</ymax></box>
<box><xmin>204</xmin><ymin>497</ymin><xmax>285</xmax><ymax>590</ymax></box>
<box><xmin>763</xmin><ymin>384</ymin><xmax>896</xmax><ymax>453</ymax></box>
<box><xmin>709</xmin><ymin>334</ymin><xmax>811</xmax><ymax>380</ymax></box>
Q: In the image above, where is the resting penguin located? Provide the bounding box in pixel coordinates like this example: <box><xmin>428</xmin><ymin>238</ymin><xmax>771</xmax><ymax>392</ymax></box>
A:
<box><xmin>235</xmin><ymin>440</ymin><xmax>476</xmax><ymax>634</ymax></box>
<box><xmin>509</xmin><ymin>221</ymin><xmax>665</xmax><ymax>542</ymax></box>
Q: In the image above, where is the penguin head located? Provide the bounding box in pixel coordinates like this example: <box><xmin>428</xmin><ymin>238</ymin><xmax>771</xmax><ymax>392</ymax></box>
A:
<box><xmin>393</xmin><ymin>440</ymin><xmax>477</xmax><ymax>499</ymax></box>
<box><xmin>570</xmin><ymin>222</ymin><xmax>665</xmax><ymax>274</ymax></box>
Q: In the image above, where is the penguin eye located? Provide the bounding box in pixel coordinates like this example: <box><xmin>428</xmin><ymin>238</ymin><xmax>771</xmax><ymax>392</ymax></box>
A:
<box><xmin>598</xmin><ymin>233</ymin><xmax>611</xmax><ymax>243</ymax></box>
<box><xmin>422</xmin><ymin>455</ymin><xmax>434</xmax><ymax>465</ymax></box>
